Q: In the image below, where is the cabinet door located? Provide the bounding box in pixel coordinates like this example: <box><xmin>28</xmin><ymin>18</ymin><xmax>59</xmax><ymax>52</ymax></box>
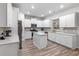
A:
<box><xmin>59</xmin><ymin>16</ymin><xmax>66</xmax><ymax>27</ymax></box>
<box><xmin>55</xmin><ymin>33</ymin><xmax>65</xmax><ymax>44</ymax></box>
<box><xmin>65</xmin><ymin>14</ymin><xmax>75</xmax><ymax>27</ymax></box>
<box><xmin>43</xmin><ymin>20</ymin><xmax>50</xmax><ymax>27</ymax></box>
<box><xmin>24</xmin><ymin>31</ymin><xmax>32</xmax><ymax>39</ymax></box>
<box><xmin>37</xmin><ymin>21</ymin><xmax>42</xmax><ymax>27</ymax></box>
<box><xmin>59</xmin><ymin>13</ymin><xmax>76</xmax><ymax>27</ymax></box>
<box><xmin>0</xmin><ymin>3</ymin><xmax>7</xmax><ymax>27</ymax></box>
<box><xmin>7</xmin><ymin>3</ymin><xmax>13</xmax><ymax>27</ymax></box>
<box><xmin>0</xmin><ymin>43</ymin><xmax>18</xmax><ymax>56</ymax></box>
<box><xmin>48</xmin><ymin>33</ymin><xmax>52</xmax><ymax>41</ymax></box>
<box><xmin>61</xmin><ymin>35</ymin><xmax>73</xmax><ymax>48</ymax></box>
<box><xmin>48</xmin><ymin>33</ymin><xmax>56</xmax><ymax>42</ymax></box>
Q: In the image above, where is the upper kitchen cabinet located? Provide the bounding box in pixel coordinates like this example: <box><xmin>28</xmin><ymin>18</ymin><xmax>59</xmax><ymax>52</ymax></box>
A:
<box><xmin>23</xmin><ymin>20</ymin><xmax>31</xmax><ymax>27</ymax></box>
<box><xmin>59</xmin><ymin>13</ymin><xmax>79</xmax><ymax>27</ymax></box>
<box><xmin>43</xmin><ymin>19</ymin><xmax>52</xmax><ymax>27</ymax></box>
<box><xmin>0</xmin><ymin>3</ymin><xmax>13</xmax><ymax>27</ymax></box>
<box><xmin>7</xmin><ymin>3</ymin><xmax>13</xmax><ymax>27</ymax></box>
<box><xmin>59</xmin><ymin>16</ymin><xmax>66</xmax><ymax>27</ymax></box>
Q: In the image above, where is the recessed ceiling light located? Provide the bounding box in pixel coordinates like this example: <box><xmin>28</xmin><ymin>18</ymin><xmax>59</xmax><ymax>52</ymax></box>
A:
<box><xmin>27</xmin><ymin>11</ymin><xmax>30</xmax><ymax>14</ymax></box>
<box><xmin>31</xmin><ymin>5</ymin><xmax>35</xmax><ymax>9</ymax></box>
<box><xmin>60</xmin><ymin>5</ymin><xmax>64</xmax><ymax>8</ymax></box>
<box><xmin>41</xmin><ymin>14</ymin><xmax>44</xmax><ymax>17</ymax></box>
<box><xmin>49</xmin><ymin>10</ymin><xmax>52</xmax><ymax>14</ymax></box>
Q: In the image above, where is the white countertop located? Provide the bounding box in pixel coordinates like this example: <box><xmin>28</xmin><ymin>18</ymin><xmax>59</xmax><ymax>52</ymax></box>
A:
<box><xmin>49</xmin><ymin>32</ymin><xmax>76</xmax><ymax>36</ymax></box>
<box><xmin>34</xmin><ymin>31</ymin><xmax>46</xmax><ymax>36</ymax></box>
<box><xmin>56</xmin><ymin>32</ymin><xmax>76</xmax><ymax>36</ymax></box>
<box><xmin>0</xmin><ymin>35</ymin><xmax>19</xmax><ymax>45</ymax></box>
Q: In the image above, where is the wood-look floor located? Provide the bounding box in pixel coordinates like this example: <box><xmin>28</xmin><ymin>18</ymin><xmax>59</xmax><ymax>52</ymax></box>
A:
<box><xmin>18</xmin><ymin>39</ymin><xmax>79</xmax><ymax>56</ymax></box>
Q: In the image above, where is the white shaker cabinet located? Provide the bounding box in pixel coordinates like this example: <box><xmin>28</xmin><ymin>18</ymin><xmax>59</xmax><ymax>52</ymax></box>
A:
<box><xmin>60</xmin><ymin>35</ymin><xmax>73</xmax><ymax>48</ymax></box>
<box><xmin>0</xmin><ymin>42</ymin><xmax>19</xmax><ymax>56</ymax></box>
<box><xmin>24</xmin><ymin>31</ymin><xmax>32</xmax><ymax>39</ymax></box>
<box><xmin>0</xmin><ymin>3</ymin><xmax>7</xmax><ymax>27</ymax></box>
<box><xmin>48</xmin><ymin>33</ymin><xmax>56</xmax><ymax>42</ymax></box>
<box><xmin>59</xmin><ymin>16</ymin><xmax>66</xmax><ymax>27</ymax></box>
<box><xmin>43</xmin><ymin>19</ymin><xmax>51</xmax><ymax>27</ymax></box>
<box><xmin>65</xmin><ymin>13</ymin><xmax>75</xmax><ymax>27</ymax></box>
<box><xmin>37</xmin><ymin>20</ymin><xmax>43</xmax><ymax>27</ymax></box>
<box><xmin>55</xmin><ymin>33</ymin><xmax>63</xmax><ymax>44</ymax></box>
<box><xmin>59</xmin><ymin>13</ymin><xmax>79</xmax><ymax>27</ymax></box>
<box><xmin>7</xmin><ymin>3</ymin><xmax>13</xmax><ymax>27</ymax></box>
<box><xmin>0</xmin><ymin>3</ymin><xmax>13</xmax><ymax>27</ymax></box>
<box><xmin>48</xmin><ymin>32</ymin><xmax>77</xmax><ymax>49</ymax></box>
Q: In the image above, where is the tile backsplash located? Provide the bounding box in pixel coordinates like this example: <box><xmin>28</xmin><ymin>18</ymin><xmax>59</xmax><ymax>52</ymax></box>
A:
<box><xmin>0</xmin><ymin>27</ymin><xmax>11</xmax><ymax>33</ymax></box>
<box><xmin>60</xmin><ymin>28</ymin><xmax>77</xmax><ymax>34</ymax></box>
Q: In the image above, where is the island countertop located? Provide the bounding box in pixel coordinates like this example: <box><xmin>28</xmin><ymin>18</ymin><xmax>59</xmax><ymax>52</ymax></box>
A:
<box><xmin>34</xmin><ymin>31</ymin><xmax>46</xmax><ymax>36</ymax></box>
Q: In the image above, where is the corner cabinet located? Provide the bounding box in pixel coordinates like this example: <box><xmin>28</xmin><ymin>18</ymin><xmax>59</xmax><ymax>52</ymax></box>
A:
<box><xmin>59</xmin><ymin>13</ymin><xmax>79</xmax><ymax>27</ymax></box>
<box><xmin>0</xmin><ymin>3</ymin><xmax>13</xmax><ymax>27</ymax></box>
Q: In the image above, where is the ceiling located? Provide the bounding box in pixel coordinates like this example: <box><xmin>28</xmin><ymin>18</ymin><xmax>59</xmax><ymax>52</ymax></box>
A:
<box><xmin>12</xmin><ymin>3</ymin><xmax>79</xmax><ymax>18</ymax></box>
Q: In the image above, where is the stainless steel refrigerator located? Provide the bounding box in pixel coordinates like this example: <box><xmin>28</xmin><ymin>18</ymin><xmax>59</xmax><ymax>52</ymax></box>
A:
<box><xmin>18</xmin><ymin>20</ymin><xmax>22</xmax><ymax>49</ymax></box>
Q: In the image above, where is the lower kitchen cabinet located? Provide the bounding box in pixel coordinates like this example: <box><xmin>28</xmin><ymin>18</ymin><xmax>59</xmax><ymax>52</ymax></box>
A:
<box><xmin>0</xmin><ymin>3</ymin><xmax>13</xmax><ymax>27</ymax></box>
<box><xmin>48</xmin><ymin>32</ymin><xmax>77</xmax><ymax>49</ymax></box>
<box><xmin>48</xmin><ymin>33</ymin><xmax>56</xmax><ymax>42</ymax></box>
<box><xmin>24</xmin><ymin>31</ymin><xmax>32</xmax><ymax>39</ymax></box>
<box><xmin>0</xmin><ymin>42</ymin><xmax>19</xmax><ymax>56</ymax></box>
<box><xmin>55</xmin><ymin>33</ymin><xmax>62</xmax><ymax>44</ymax></box>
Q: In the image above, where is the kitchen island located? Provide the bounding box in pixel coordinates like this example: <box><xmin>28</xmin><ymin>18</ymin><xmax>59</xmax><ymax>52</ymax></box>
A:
<box><xmin>33</xmin><ymin>31</ymin><xmax>47</xmax><ymax>49</ymax></box>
